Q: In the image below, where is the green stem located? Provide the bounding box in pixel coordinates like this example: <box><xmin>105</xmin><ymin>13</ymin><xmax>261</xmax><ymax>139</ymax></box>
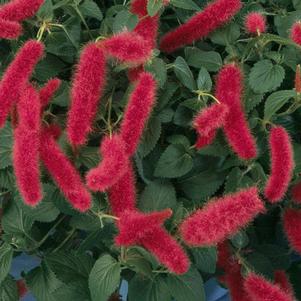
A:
<box><xmin>73</xmin><ymin>5</ymin><xmax>93</xmax><ymax>39</ymax></box>
<box><xmin>52</xmin><ymin>229</ymin><xmax>76</xmax><ymax>253</ymax></box>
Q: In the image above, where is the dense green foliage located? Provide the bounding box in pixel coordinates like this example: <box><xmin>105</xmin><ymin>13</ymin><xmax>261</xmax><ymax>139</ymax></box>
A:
<box><xmin>1</xmin><ymin>0</ymin><xmax>301</xmax><ymax>300</ymax></box>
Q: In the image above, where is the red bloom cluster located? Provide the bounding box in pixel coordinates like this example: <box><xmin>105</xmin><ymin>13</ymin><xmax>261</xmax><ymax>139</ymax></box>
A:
<box><xmin>283</xmin><ymin>208</ymin><xmax>301</xmax><ymax>255</ymax></box>
<box><xmin>86</xmin><ymin>135</ymin><xmax>128</xmax><ymax>192</ymax></box>
<box><xmin>264</xmin><ymin>126</ymin><xmax>294</xmax><ymax>203</ymax></box>
<box><xmin>295</xmin><ymin>65</ymin><xmax>301</xmax><ymax>94</ymax></box>
<box><xmin>0</xmin><ymin>0</ymin><xmax>44</xmax><ymax>39</ymax></box>
<box><xmin>160</xmin><ymin>0</ymin><xmax>242</xmax><ymax>53</ymax></box>
<box><xmin>245</xmin><ymin>12</ymin><xmax>266</xmax><ymax>35</ymax></box>
<box><xmin>40</xmin><ymin>126</ymin><xmax>91</xmax><ymax>212</ymax></box>
<box><xmin>216</xmin><ymin>64</ymin><xmax>257</xmax><ymax>159</ymax></box>
<box><xmin>244</xmin><ymin>273</ymin><xmax>294</xmax><ymax>301</ymax></box>
<box><xmin>120</xmin><ymin>72</ymin><xmax>156</xmax><ymax>156</ymax></box>
<box><xmin>39</xmin><ymin>78</ymin><xmax>61</xmax><ymax>109</ymax></box>
<box><xmin>274</xmin><ymin>271</ymin><xmax>295</xmax><ymax>299</ymax></box>
<box><xmin>180</xmin><ymin>187</ymin><xmax>264</xmax><ymax>246</ymax></box>
<box><xmin>13</xmin><ymin>86</ymin><xmax>42</xmax><ymax>206</ymax></box>
<box><xmin>0</xmin><ymin>40</ymin><xmax>44</xmax><ymax>128</ymax></box>
<box><xmin>291</xmin><ymin>21</ymin><xmax>301</xmax><ymax>45</ymax></box>
<box><xmin>67</xmin><ymin>43</ymin><xmax>106</xmax><ymax>146</ymax></box>
<box><xmin>193</xmin><ymin>103</ymin><xmax>228</xmax><ymax>149</ymax></box>
<box><xmin>16</xmin><ymin>279</ymin><xmax>27</xmax><ymax>298</ymax></box>
<box><xmin>116</xmin><ymin>209</ymin><xmax>189</xmax><ymax>274</ymax></box>
<box><xmin>108</xmin><ymin>162</ymin><xmax>136</xmax><ymax>217</ymax></box>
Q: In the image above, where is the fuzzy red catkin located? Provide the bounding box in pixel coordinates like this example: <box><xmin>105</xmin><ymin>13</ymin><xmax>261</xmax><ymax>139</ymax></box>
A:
<box><xmin>16</xmin><ymin>279</ymin><xmax>27</xmax><ymax>298</ymax></box>
<box><xmin>291</xmin><ymin>181</ymin><xmax>301</xmax><ymax>204</ymax></box>
<box><xmin>283</xmin><ymin>208</ymin><xmax>301</xmax><ymax>255</ymax></box>
<box><xmin>245</xmin><ymin>12</ymin><xmax>266</xmax><ymax>35</ymax></box>
<box><xmin>291</xmin><ymin>22</ymin><xmax>301</xmax><ymax>46</ymax></box>
<box><xmin>0</xmin><ymin>0</ymin><xmax>44</xmax><ymax>22</ymax></box>
<box><xmin>274</xmin><ymin>271</ymin><xmax>295</xmax><ymax>299</ymax></box>
<box><xmin>86</xmin><ymin>135</ymin><xmax>128</xmax><ymax>192</ymax></box>
<box><xmin>0</xmin><ymin>18</ymin><xmax>22</xmax><ymax>39</ymax></box>
<box><xmin>120</xmin><ymin>72</ymin><xmax>156</xmax><ymax>156</ymax></box>
<box><xmin>13</xmin><ymin>86</ymin><xmax>42</xmax><ymax>206</ymax></box>
<box><xmin>39</xmin><ymin>78</ymin><xmax>61</xmax><ymax>109</ymax></box>
<box><xmin>160</xmin><ymin>0</ymin><xmax>242</xmax><ymax>53</ymax></box>
<box><xmin>67</xmin><ymin>43</ymin><xmax>106</xmax><ymax>146</ymax></box>
<box><xmin>244</xmin><ymin>273</ymin><xmax>294</xmax><ymax>301</ymax></box>
<box><xmin>115</xmin><ymin>209</ymin><xmax>190</xmax><ymax>274</ymax></box>
<box><xmin>180</xmin><ymin>187</ymin><xmax>265</xmax><ymax>246</ymax></box>
<box><xmin>0</xmin><ymin>40</ymin><xmax>44</xmax><ymax>128</ymax></box>
<box><xmin>103</xmin><ymin>31</ymin><xmax>153</xmax><ymax>65</ymax></box>
<box><xmin>108</xmin><ymin>162</ymin><xmax>136</xmax><ymax>217</ymax></box>
<box><xmin>264</xmin><ymin>126</ymin><xmax>294</xmax><ymax>203</ymax></box>
<box><xmin>40</xmin><ymin>126</ymin><xmax>91</xmax><ymax>212</ymax></box>
<box><xmin>194</xmin><ymin>103</ymin><xmax>228</xmax><ymax>137</ymax></box>
<box><xmin>195</xmin><ymin>129</ymin><xmax>217</xmax><ymax>149</ymax></box>
<box><xmin>216</xmin><ymin>64</ymin><xmax>257</xmax><ymax>160</ymax></box>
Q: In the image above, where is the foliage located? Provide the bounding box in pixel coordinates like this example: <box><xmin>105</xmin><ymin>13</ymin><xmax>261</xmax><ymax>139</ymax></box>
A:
<box><xmin>1</xmin><ymin>0</ymin><xmax>301</xmax><ymax>300</ymax></box>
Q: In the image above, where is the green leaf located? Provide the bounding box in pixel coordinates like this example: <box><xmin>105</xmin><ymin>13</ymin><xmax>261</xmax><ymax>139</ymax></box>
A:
<box><xmin>145</xmin><ymin>58</ymin><xmax>167</xmax><ymax>88</ymax></box>
<box><xmin>79</xmin><ymin>0</ymin><xmax>103</xmax><ymax>21</ymax></box>
<box><xmin>128</xmin><ymin>274</ymin><xmax>171</xmax><ymax>301</ymax></box>
<box><xmin>0</xmin><ymin>276</ymin><xmax>18</xmax><ymax>301</ymax></box>
<box><xmin>147</xmin><ymin>0</ymin><xmax>163</xmax><ymax>17</ymax></box>
<box><xmin>139</xmin><ymin>180</ymin><xmax>177</xmax><ymax>212</ymax></box>
<box><xmin>249</xmin><ymin>60</ymin><xmax>285</xmax><ymax>94</ymax></box>
<box><xmin>154</xmin><ymin>145</ymin><xmax>193</xmax><ymax>178</ymax></box>
<box><xmin>197</xmin><ymin>67</ymin><xmax>212</xmax><ymax>91</ymax></box>
<box><xmin>46</xmin><ymin>252</ymin><xmax>93</xmax><ymax>284</ymax></box>
<box><xmin>88</xmin><ymin>254</ymin><xmax>121</xmax><ymax>301</ymax></box>
<box><xmin>210</xmin><ymin>23</ymin><xmax>240</xmax><ymax>46</ymax></box>
<box><xmin>170</xmin><ymin>0</ymin><xmax>200</xmax><ymax>10</ymax></box>
<box><xmin>0</xmin><ymin>122</ymin><xmax>13</xmax><ymax>169</ymax></box>
<box><xmin>185</xmin><ymin>48</ymin><xmax>223</xmax><ymax>72</ymax></box>
<box><xmin>113</xmin><ymin>10</ymin><xmax>138</xmax><ymax>33</ymax></box>
<box><xmin>166</xmin><ymin>267</ymin><xmax>205</xmax><ymax>301</ymax></box>
<box><xmin>264</xmin><ymin>90</ymin><xmax>296</xmax><ymax>121</ymax></box>
<box><xmin>37</xmin><ymin>0</ymin><xmax>53</xmax><ymax>20</ymax></box>
<box><xmin>78</xmin><ymin>147</ymin><xmax>100</xmax><ymax>168</ymax></box>
<box><xmin>230</xmin><ymin>230</ymin><xmax>249</xmax><ymax>249</ymax></box>
<box><xmin>179</xmin><ymin>170</ymin><xmax>226</xmax><ymax>201</ymax></box>
<box><xmin>0</xmin><ymin>243</ymin><xmax>13</xmax><ymax>284</ymax></box>
<box><xmin>191</xmin><ymin>247</ymin><xmax>217</xmax><ymax>274</ymax></box>
<box><xmin>174</xmin><ymin>56</ymin><xmax>196</xmax><ymax>90</ymax></box>
<box><xmin>246</xmin><ymin>252</ymin><xmax>274</xmax><ymax>280</ymax></box>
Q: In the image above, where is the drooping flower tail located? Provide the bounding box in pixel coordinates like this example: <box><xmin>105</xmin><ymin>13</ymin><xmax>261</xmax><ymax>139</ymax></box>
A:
<box><xmin>244</xmin><ymin>12</ymin><xmax>266</xmax><ymax>35</ymax></box>
<box><xmin>216</xmin><ymin>64</ymin><xmax>257</xmax><ymax>159</ymax></box>
<box><xmin>180</xmin><ymin>187</ymin><xmax>265</xmax><ymax>246</ymax></box>
<box><xmin>40</xmin><ymin>125</ymin><xmax>91</xmax><ymax>212</ymax></box>
<box><xmin>274</xmin><ymin>271</ymin><xmax>295</xmax><ymax>299</ymax></box>
<box><xmin>0</xmin><ymin>40</ymin><xmax>44</xmax><ymax>128</ymax></box>
<box><xmin>120</xmin><ymin>72</ymin><xmax>156</xmax><ymax>156</ymax></box>
<box><xmin>86</xmin><ymin>135</ymin><xmax>128</xmax><ymax>192</ymax></box>
<box><xmin>13</xmin><ymin>86</ymin><xmax>42</xmax><ymax>206</ymax></box>
<box><xmin>0</xmin><ymin>18</ymin><xmax>22</xmax><ymax>39</ymax></box>
<box><xmin>67</xmin><ymin>43</ymin><xmax>106</xmax><ymax>146</ymax></box>
<box><xmin>160</xmin><ymin>0</ymin><xmax>242</xmax><ymax>53</ymax></box>
<box><xmin>264</xmin><ymin>126</ymin><xmax>294</xmax><ymax>203</ymax></box>
<box><xmin>291</xmin><ymin>21</ymin><xmax>301</xmax><ymax>45</ymax></box>
<box><xmin>39</xmin><ymin>78</ymin><xmax>61</xmax><ymax>109</ymax></box>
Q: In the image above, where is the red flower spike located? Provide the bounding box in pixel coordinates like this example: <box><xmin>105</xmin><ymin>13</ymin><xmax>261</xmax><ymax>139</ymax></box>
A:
<box><xmin>160</xmin><ymin>0</ymin><xmax>242</xmax><ymax>53</ymax></box>
<box><xmin>0</xmin><ymin>40</ymin><xmax>44</xmax><ymax>128</ymax></box>
<box><xmin>108</xmin><ymin>162</ymin><xmax>136</xmax><ymax>217</ymax></box>
<box><xmin>103</xmin><ymin>31</ymin><xmax>153</xmax><ymax>65</ymax></box>
<box><xmin>115</xmin><ymin>210</ymin><xmax>190</xmax><ymax>274</ymax></box>
<box><xmin>127</xmin><ymin>66</ymin><xmax>145</xmax><ymax>82</ymax></box>
<box><xmin>39</xmin><ymin>78</ymin><xmax>61</xmax><ymax>109</ymax></box>
<box><xmin>216</xmin><ymin>64</ymin><xmax>257</xmax><ymax>160</ymax></box>
<box><xmin>295</xmin><ymin>65</ymin><xmax>301</xmax><ymax>94</ymax></box>
<box><xmin>274</xmin><ymin>271</ymin><xmax>295</xmax><ymax>299</ymax></box>
<box><xmin>40</xmin><ymin>126</ymin><xmax>91</xmax><ymax>212</ymax></box>
<box><xmin>244</xmin><ymin>273</ymin><xmax>294</xmax><ymax>301</ymax></box>
<box><xmin>0</xmin><ymin>18</ymin><xmax>22</xmax><ymax>39</ymax></box>
<box><xmin>291</xmin><ymin>22</ymin><xmax>301</xmax><ymax>45</ymax></box>
<box><xmin>13</xmin><ymin>86</ymin><xmax>42</xmax><ymax>206</ymax></box>
<box><xmin>86</xmin><ymin>135</ymin><xmax>128</xmax><ymax>192</ymax></box>
<box><xmin>283</xmin><ymin>208</ymin><xmax>301</xmax><ymax>255</ymax></box>
<box><xmin>120</xmin><ymin>72</ymin><xmax>156</xmax><ymax>156</ymax></box>
<box><xmin>291</xmin><ymin>181</ymin><xmax>301</xmax><ymax>204</ymax></box>
<box><xmin>264</xmin><ymin>126</ymin><xmax>294</xmax><ymax>203</ymax></box>
<box><xmin>195</xmin><ymin>129</ymin><xmax>217</xmax><ymax>149</ymax></box>
<box><xmin>0</xmin><ymin>0</ymin><xmax>44</xmax><ymax>22</ymax></box>
<box><xmin>16</xmin><ymin>279</ymin><xmax>27</xmax><ymax>298</ymax></box>
<box><xmin>67</xmin><ymin>43</ymin><xmax>106</xmax><ymax>146</ymax></box>
<box><xmin>245</xmin><ymin>12</ymin><xmax>266</xmax><ymax>35</ymax></box>
<box><xmin>130</xmin><ymin>0</ymin><xmax>148</xmax><ymax>17</ymax></box>
<box><xmin>180</xmin><ymin>187</ymin><xmax>265</xmax><ymax>246</ymax></box>
<box><xmin>194</xmin><ymin>103</ymin><xmax>228</xmax><ymax>137</ymax></box>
